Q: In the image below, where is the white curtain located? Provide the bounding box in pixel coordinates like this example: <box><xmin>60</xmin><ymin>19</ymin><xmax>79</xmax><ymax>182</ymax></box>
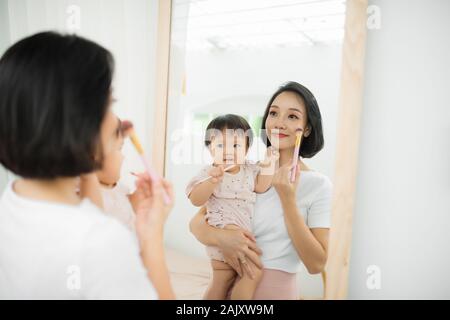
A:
<box><xmin>0</xmin><ymin>0</ymin><xmax>160</xmax><ymax>190</ymax></box>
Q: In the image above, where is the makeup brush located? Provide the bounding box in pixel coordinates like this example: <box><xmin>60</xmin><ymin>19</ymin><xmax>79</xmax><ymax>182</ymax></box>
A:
<box><xmin>290</xmin><ymin>128</ymin><xmax>303</xmax><ymax>183</ymax></box>
<box><xmin>196</xmin><ymin>164</ymin><xmax>237</xmax><ymax>184</ymax></box>
<box><xmin>120</xmin><ymin>120</ymin><xmax>133</xmax><ymax>135</ymax></box>
<box><xmin>123</xmin><ymin>121</ymin><xmax>171</xmax><ymax>205</ymax></box>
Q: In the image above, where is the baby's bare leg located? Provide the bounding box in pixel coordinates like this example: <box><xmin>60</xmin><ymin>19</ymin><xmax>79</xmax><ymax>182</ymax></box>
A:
<box><xmin>230</xmin><ymin>260</ymin><xmax>263</xmax><ymax>300</ymax></box>
<box><xmin>204</xmin><ymin>260</ymin><xmax>237</xmax><ymax>300</ymax></box>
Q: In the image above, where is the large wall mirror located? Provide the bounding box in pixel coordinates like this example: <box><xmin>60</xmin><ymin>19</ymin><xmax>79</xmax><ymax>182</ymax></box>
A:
<box><xmin>159</xmin><ymin>0</ymin><xmax>368</xmax><ymax>299</ymax></box>
<box><xmin>0</xmin><ymin>0</ymin><xmax>367</xmax><ymax>300</ymax></box>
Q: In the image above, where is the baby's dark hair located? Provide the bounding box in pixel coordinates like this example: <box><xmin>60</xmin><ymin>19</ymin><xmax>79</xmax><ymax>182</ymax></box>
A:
<box><xmin>204</xmin><ymin>114</ymin><xmax>253</xmax><ymax>149</ymax></box>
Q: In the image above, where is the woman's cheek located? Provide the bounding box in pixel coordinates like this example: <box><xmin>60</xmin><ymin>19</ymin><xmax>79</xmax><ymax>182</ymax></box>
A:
<box><xmin>264</xmin><ymin>125</ymin><xmax>273</xmax><ymax>143</ymax></box>
<box><xmin>102</xmin><ymin>151</ymin><xmax>123</xmax><ymax>184</ymax></box>
<box><xmin>265</xmin><ymin>118</ymin><xmax>274</xmax><ymax>132</ymax></box>
<box><xmin>113</xmin><ymin>151</ymin><xmax>123</xmax><ymax>178</ymax></box>
<box><xmin>102</xmin><ymin>139</ymin><xmax>115</xmax><ymax>158</ymax></box>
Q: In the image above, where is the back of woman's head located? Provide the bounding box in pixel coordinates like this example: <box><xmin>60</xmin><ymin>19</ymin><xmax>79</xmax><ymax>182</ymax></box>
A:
<box><xmin>0</xmin><ymin>31</ymin><xmax>114</xmax><ymax>179</ymax></box>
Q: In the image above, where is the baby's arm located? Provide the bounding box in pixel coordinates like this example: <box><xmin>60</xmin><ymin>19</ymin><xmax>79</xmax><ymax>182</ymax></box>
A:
<box><xmin>254</xmin><ymin>147</ymin><xmax>279</xmax><ymax>193</ymax></box>
<box><xmin>189</xmin><ymin>165</ymin><xmax>224</xmax><ymax>206</ymax></box>
<box><xmin>254</xmin><ymin>172</ymin><xmax>273</xmax><ymax>193</ymax></box>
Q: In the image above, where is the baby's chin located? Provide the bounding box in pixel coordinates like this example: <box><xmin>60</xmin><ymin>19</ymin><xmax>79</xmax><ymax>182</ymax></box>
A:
<box><xmin>213</xmin><ymin>160</ymin><xmax>245</xmax><ymax>166</ymax></box>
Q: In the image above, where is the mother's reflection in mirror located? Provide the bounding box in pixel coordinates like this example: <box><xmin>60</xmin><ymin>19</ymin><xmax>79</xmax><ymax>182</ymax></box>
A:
<box><xmin>189</xmin><ymin>81</ymin><xmax>332</xmax><ymax>300</ymax></box>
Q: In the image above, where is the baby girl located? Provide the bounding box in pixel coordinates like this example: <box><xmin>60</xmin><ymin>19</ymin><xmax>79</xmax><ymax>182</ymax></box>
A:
<box><xmin>186</xmin><ymin>114</ymin><xmax>278</xmax><ymax>300</ymax></box>
<box><xmin>79</xmin><ymin>118</ymin><xmax>142</xmax><ymax>233</ymax></box>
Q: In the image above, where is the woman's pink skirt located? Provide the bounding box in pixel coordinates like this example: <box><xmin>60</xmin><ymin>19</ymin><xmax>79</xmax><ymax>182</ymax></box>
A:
<box><xmin>227</xmin><ymin>268</ymin><xmax>298</xmax><ymax>300</ymax></box>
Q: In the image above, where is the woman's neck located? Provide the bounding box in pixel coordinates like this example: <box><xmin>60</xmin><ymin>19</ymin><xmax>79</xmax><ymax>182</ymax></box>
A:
<box><xmin>14</xmin><ymin>177</ymin><xmax>82</xmax><ymax>206</ymax></box>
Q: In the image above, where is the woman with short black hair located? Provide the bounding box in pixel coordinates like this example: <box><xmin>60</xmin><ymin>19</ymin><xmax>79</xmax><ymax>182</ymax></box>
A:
<box><xmin>0</xmin><ymin>32</ymin><xmax>174</xmax><ymax>299</ymax></box>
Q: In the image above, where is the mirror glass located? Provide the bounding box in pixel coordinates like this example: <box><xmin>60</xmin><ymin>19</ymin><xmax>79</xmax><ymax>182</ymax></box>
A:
<box><xmin>164</xmin><ymin>0</ymin><xmax>347</xmax><ymax>299</ymax></box>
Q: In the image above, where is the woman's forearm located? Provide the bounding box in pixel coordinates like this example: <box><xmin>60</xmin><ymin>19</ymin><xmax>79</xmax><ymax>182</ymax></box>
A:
<box><xmin>140</xmin><ymin>227</ymin><xmax>175</xmax><ymax>300</ymax></box>
<box><xmin>189</xmin><ymin>208</ymin><xmax>263</xmax><ymax>276</ymax></box>
<box><xmin>280</xmin><ymin>197</ymin><xmax>328</xmax><ymax>274</ymax></box>
<box><xmin>189</xmin><ymin>209</ymin><xmax>222</xmax><ymax>247</ymax></box>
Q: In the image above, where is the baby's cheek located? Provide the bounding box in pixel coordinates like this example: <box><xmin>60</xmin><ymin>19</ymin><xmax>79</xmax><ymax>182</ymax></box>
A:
<box><xmin>235</xmin><ymin>148</ymin><xmax>246</xmax><ymax>164</ymax></box>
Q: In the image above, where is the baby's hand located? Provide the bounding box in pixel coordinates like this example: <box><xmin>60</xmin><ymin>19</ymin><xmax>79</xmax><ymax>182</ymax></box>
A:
<box><xmin>265</xmin><ymin>146</ymin><xmax>279</xmax><ymax>164</ymax></box>
<box><xmin>261</xmin><ymin>146</ymin><xmax>279</xmax><ymax>167</ymax></box>
<box><xmin>208</xmin><ymin>165</ymin><xmax>225</xmax><ymax>184</ymax></box>
<box><xmin>259</xmin><ymin>147</ymin><xmax>279</xmax><ymax>176</ymax></box>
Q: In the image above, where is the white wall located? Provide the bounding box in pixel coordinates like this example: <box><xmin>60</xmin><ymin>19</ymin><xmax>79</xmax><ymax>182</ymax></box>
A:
<box><xmin>0</xmin><ymin>166</ymin><xmax>8</xmax><ymax>193</ymax></box>
<box><xmin>0</xmin><ymin>0</ymin><xmax>9</xmax><ymax>54</ymax></box>
<box><xmin>0</xmin><ymin>0</ymin><xmax>160</xmax><ymax>191</ymax></box>
<box><xmin>0</xmin><ymin>0</ymin><xmax>11</xmax><ymax>190</ymax></box>
<box><xmin>348</xmin><ymin>0</ymin><xmax>450</xmax><ymax>299</ymax></box>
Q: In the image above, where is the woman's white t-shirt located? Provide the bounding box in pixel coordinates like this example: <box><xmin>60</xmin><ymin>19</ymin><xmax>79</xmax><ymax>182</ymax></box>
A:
<box><xmin>0</xmin><ymin>181</ymin><xmax>157</xmax><ymax>299</ymax></box>
<box><xmin>253</xmin><ymin>170</ymin><xmax>333</xmax><ymax>273</ymax></box>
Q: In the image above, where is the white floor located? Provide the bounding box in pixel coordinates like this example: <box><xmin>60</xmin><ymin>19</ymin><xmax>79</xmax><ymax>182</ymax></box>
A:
<box><xmin>166</xmin><ymin>247</ymin><xmax>325</xmax><ymax>300</ymax></box>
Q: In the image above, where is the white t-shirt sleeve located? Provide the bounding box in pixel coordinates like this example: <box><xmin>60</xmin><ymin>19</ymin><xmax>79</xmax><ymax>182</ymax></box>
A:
<box><xmin>306</xmin><ymin>177</ymin><xmax>333</xmax><ymax>229</ymax></box>
<box><xmin>248</xmin><ymin>163</ymin><xmax>261</xmax><ymax>181</ymax></box>
<box><xmin>80</xmin><ymin>219</ymin><xmax>158</xmax><ymax>300</ymax></box>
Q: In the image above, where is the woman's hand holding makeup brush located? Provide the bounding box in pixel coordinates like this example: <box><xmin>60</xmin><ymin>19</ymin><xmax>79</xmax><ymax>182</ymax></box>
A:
<box><xmin>122</xmin><ymin>120</ymin><xmax>171</xmax><ymax>205</ymax></box>
<box><xmin>272</xmin><ymin>160</ymin><xmax>301</xmax><ymax>201</ymax></box>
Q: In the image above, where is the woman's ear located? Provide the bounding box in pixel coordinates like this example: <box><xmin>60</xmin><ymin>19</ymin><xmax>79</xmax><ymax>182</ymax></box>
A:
<box><xmin>92</xmin><ymin>137</ymin><xmax>104</xmax><ymax>167</ymax></box>
<box><xmin>303</xmin><ymin>124</ymin><xmax>312</xmax><ymax>138</ymax></box>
